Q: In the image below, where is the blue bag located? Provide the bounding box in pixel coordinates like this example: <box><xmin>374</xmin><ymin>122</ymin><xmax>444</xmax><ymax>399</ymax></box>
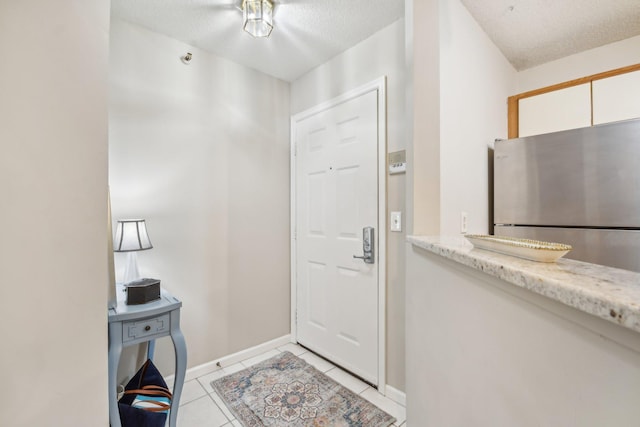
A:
<box><xmin>118</xmin><ymin>359</ymin><xmax>172</xmax><ymax>427</ymax></box>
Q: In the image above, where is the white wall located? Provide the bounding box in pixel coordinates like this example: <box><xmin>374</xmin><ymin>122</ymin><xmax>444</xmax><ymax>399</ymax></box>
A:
<box><xmin>406</xmin><ymin>1</ymin><xmax>640</xmax><ymax>424</ymax></box>
<box><xmin>439</xmin><ymin>0</ymin><xmax>517</xmax><ymax>235</ymax></box>
<box><xmin>0</xmin><ymin>1</ymin><xmax>110</xmax><ymax>425</ymax></box>
<box><xmin>407</xmin><ymin>0</ymin><xmax>441</xmax><ymax>236</ymax></box>
<box><xmin>405</xmin><ymin>0</ymin><xmax>640</xmax><ymax>423</ymax></box>
<box><xmin>407</xmin><ymin>0</ymin><xmax>517</xmax><ymax>238</ymax></box>
<box><xmin>109</xmin><ymin>20</ymin><xmax>291</xmax><ymax>377</ymax></box>
<box><xmin>291</xmin><ymin>19</ymin><xmax>407</xmax><ymax>391</ymax></box>
<box><xmin>407</xmin><ymin>247</ymin><xmax>640</xmax><ymax>426</ymax></box>
<box><xmin>411</xmin><ymin>1</ymin><xmax>640</xmax><ymax>239</ymax></box>
<box><xmin>406</xmin><ymin>0</ymin><xmax>517</xmax><ymax>417</ymax></box>
<box><xmin>517</xmin><ymin>35</ymin><xmax>640</xmax><ymax>93</ymax></box>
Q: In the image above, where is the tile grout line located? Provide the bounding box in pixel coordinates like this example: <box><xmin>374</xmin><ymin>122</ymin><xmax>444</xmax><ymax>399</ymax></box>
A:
<box><xmin>206</xmin><ymin>391</ymin><xmax>234</xmax><ymax>424</ymax></box>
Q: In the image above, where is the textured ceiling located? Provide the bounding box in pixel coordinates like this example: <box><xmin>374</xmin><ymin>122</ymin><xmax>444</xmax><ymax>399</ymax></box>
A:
<box><xmin>111</xmin><ymin>0</ymin><xmax>405</xmax><ymax>82</ymax></box>
<box><xmin>461</xmin><ymin>0</ymin><xmax>640</xmax><ymax>70</ymax></box>
<box><xmin>112</xmin><ymin>0</ymin><xmax>640</xmax><ymax>80</ymax></box>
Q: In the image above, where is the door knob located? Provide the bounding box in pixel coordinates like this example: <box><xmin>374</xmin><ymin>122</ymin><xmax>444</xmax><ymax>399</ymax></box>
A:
<box><xmin>353</xmin><ymin>227</ymin><xmax>375</xmax><ymax>264</ymax></box>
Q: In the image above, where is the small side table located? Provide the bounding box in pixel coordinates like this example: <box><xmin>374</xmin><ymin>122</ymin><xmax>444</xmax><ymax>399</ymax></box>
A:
<box><xmin>108</xmin><ymin>285</ymin><xmax>187</xmax><ymax>427</ymax></box>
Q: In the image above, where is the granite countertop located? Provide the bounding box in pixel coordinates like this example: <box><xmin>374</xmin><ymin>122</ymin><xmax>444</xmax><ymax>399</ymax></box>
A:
<box><xmin>408</xmin><ymin>235</ymin><xmax>640</xmax><ymax>333</ymax></box>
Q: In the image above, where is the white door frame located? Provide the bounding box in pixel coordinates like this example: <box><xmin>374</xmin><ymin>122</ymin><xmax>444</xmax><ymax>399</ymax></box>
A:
<box><xmin>290</xmin><ymin>77</ymin><xmax>387</xmax><ymax>393</ymax></box>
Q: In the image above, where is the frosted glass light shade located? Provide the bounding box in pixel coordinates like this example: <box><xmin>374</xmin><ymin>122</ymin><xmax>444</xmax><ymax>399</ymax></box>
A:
<box><xmin>113</xmin><ymin>219</ymin><xmax>153</xmax><ymax>252</ymax></box>
<box><xmin>243</xmin><ymin>0</ymin><xmax>273</xmax><ymax>38</ymax></box>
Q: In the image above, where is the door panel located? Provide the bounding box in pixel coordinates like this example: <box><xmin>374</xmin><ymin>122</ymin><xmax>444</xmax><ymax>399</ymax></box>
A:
<box><xmin>307</xmin><ymin>261</ymin><xmax>327</xmax><ymax>329</ymax></box>
<box><xmin>295</xmin><ymin>90</ymin><xmax>379</xmax><ymax>384</ymax></box>
<box><xmin>307</xmin><ymin>172</ymin><xmax>326</xmax><ymax>235</ymax></box>
<box><xmin>335</xmin><ymin>166</ymin><xmax>359</xmax><ymax>236</ymax></box>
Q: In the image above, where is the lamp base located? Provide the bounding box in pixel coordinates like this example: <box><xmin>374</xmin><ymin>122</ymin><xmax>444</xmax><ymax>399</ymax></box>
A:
<box><xmin>122</xmin><ymin>252</ymin><xmax>141</xmax><ymax>285</ymax></box>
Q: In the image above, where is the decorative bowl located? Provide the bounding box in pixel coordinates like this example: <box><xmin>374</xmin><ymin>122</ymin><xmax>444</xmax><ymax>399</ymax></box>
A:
<box><xmin>465</xmin><ymin>234</ymin><xmax>572</xmax><ymax>262</ymax></box>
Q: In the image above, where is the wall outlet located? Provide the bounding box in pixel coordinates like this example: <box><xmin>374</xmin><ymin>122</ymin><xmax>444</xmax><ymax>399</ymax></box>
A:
<box><xmin>390</xmin><ymin>211</ymin><xmax>402</xmax><ymax>232</ymax></box>
<box><xmin>460</xmin><ymin>211</ymin><xmax>468</xmax><ymax>234</ymax></box>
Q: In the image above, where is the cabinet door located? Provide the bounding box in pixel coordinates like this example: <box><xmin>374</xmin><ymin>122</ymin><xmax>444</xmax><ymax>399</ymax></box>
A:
<box><xmin>592</xmin><ymin>70</ymin><xmax>640</xmax><ymax>125</ymax></box>
<box><xmin>518</xmin><ymin>83</ymin><xmax>591</xmax><ymax>137</ymax></box>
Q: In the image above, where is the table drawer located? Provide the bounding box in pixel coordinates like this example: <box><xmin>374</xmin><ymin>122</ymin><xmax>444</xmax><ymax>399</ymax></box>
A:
<box><xmin>123</xmin><ymin>314</ymin><xmax>170</xmax><ymax>343</ymax></box>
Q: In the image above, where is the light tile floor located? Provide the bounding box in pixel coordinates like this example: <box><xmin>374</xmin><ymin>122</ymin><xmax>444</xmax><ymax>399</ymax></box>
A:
<box><xmin>175</xmin><ymin>343</ymin><xmax>406</xmax><ymax>427</ymax></box>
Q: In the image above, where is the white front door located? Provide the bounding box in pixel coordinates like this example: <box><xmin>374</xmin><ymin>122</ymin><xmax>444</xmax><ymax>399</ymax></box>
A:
<box><xmin>294</xmin><ymin>89</ymin><xmax>380</xmax><ymax>384</ymax></box>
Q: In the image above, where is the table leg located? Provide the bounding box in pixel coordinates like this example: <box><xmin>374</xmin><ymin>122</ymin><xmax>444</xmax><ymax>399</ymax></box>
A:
<box><xmin>147</xmin><ymin>340</ymin><xmax>155</xmax><ymax>360</ymax></box>
<box><xmin>168</xmin><ymin>309</ymin><xmax>187</xmax><ymax>427</ymax></box>
<box><xmin>108</xmin><ymin>322</ymin><xmax>123</xmax><ymax>427</ymax></box>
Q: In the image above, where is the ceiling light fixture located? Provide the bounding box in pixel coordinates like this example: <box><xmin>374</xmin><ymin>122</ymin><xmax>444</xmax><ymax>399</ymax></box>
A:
<box><xmin>242</xmin><ymin>0</ymin><xmax>274</xmax><ymax>38</ymax></box>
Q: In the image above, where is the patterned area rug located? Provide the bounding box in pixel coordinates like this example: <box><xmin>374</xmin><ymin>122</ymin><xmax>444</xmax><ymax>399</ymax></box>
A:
<box><xmin>211</xmin><ymin>351</ymin><xmax>396</xmax><ymax>427</ymax></box>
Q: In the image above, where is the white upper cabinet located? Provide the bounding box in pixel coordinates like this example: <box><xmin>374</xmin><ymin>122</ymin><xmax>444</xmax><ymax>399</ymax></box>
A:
<box><xmin>592</xmin><ymin>70</ymin><xmax>640</xmax><ymax>125</ymax></box>
<box><xmin>518</xmin><ymin>83</ymin><xmax>592</xmax><ymax>137</ymax></box>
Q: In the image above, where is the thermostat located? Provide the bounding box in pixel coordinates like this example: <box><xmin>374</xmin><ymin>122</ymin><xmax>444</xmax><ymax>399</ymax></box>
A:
<box><xmin>388</xmin><ymin>150</ymin><xmax>406</xmax><ymax>175</ymax></box>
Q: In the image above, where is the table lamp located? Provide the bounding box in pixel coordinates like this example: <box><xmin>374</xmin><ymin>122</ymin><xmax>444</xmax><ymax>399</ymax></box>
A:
<box><xmin>113</xmin><ymin>219</ymin><xmax>153</xmax><ymax>284</ymax></box>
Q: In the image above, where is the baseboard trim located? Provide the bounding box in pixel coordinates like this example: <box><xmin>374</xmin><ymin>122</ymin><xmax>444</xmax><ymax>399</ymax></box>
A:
<box><xmin>166</xmin><ymin>334</ymin><xmax>291</xmax><ymax>383</ymax></box>
<box><xmin>385</xmin><ymin>384</ymin><xmax>406</xmax><ymax>406</ymax></box>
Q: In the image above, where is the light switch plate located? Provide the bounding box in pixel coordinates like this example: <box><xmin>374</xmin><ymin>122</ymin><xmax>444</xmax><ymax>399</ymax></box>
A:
<box><xmin>390</xmin><ymin>211</ymin><xmax>402</xmax><ymax>232</ymax></box>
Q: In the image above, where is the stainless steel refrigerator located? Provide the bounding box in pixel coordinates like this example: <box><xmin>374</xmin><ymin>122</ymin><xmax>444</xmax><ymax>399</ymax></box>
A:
<box><xmin>493</xmin><ymin>118</ymin><xmax>640</xmax><ymax>272</ymax></box>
